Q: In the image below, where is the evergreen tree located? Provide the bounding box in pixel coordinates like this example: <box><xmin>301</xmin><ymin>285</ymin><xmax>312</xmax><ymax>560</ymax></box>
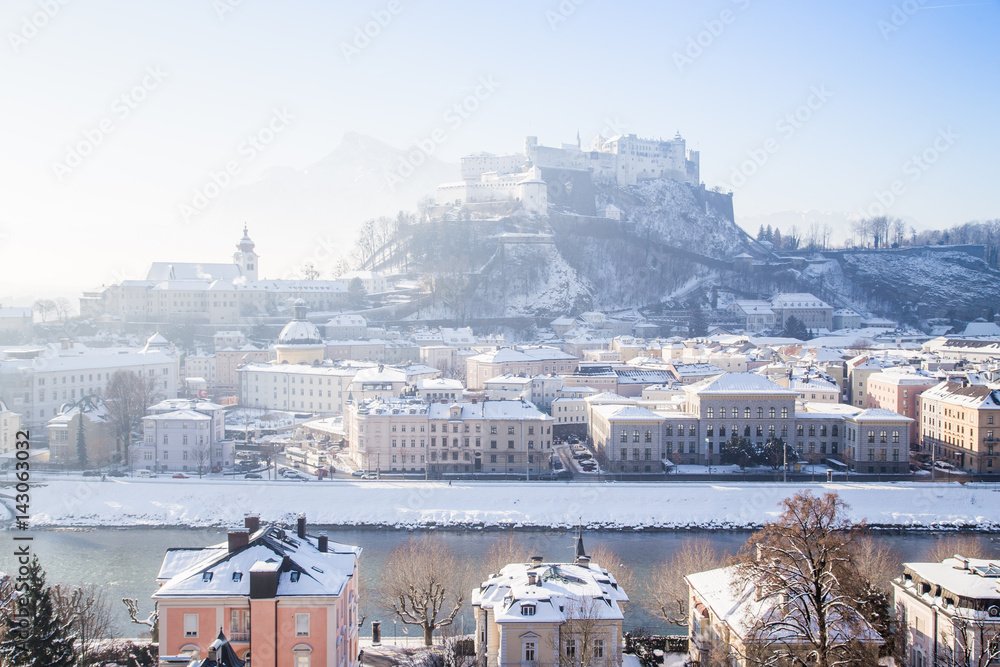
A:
<box><xmin>772</xmin><ymin>228</ymin><xmax>783</xmax><ymax>250</ymax></box>
<box><xmin>757</xmin><ymin>224</ymin><xmax>766</xmax><ymax>241</ymax></box>
<box><xmin>765</xmin><ymin>224</ymin><xmax>773</xmax><ymax>242</ymax></box>
<box><xmin>782</xmin><ymin>315</ymin><xmax>810</xmax><ymax>341</ymax></box>
<box><xmin>689</xmin><ymin>303</ymin><xmax>707</xmax><ymax>337</ymax></box>
<box><xmin>76</xmin><ymin>416</ymin><xmax>88</xmax><ymax>468</ymax></box>
<box><xmin>0</xmin><ymin>556</ymin><xmax>77</xmax><ymax>667</ymax></box>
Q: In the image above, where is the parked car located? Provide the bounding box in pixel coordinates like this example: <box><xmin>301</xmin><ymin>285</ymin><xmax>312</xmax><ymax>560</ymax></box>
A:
<box><xmin>106</xmin><ymin>470</ymin><xmax>126</xmax><ymax>477</ymax></box>
<box><xmin>556</xmin><ymin>469</ymin><xmax>573</xmax><ymax>480</ymax></box>
<box><xmin>172</xmin><ymin>473</ymin><xmax>189</xmax><ymax>479</ymax></box>
<box><xmin>210</xmin><ymin>466</ymin><xmax>222</xmax><ymax>474</ymax></box>
<box><xmin>351</xmin><ymin>469</ymin><xmax>366</xmax><ymax>477</ymax></box>
<box><xmin>244</xmin><ymin>472</ymin><xmax>262</xmax><ymax>480</ymax></box>
<box><xmin>360</xmin><ymin>472</ymin><xmax>376</xmax><ymax>480</ymax></box>
<box><xmin>82</xmin><ymin>470</ymin><xmax>100</xmax><ymax>477</ymax></box>
<box><xmin>134</xmin><ymin>469</ymin><xmax>156</xmax><ymax>478</ymax></box>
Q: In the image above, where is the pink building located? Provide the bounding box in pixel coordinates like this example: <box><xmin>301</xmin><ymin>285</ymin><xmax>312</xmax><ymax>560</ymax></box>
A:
<box><xmin>154</xmin><ymin>515</ymin><xmax>360</xmax><ymax>667</ymax></box>
<box><xmin>866</xmin><ymin>371</ymin><xmax>937</xmax><ymax>444</ymax></box>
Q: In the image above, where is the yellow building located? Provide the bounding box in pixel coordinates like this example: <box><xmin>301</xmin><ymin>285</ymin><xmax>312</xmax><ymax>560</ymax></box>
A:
<box><xmin>275</xmin><ymin>299</ymin><xmax>325</xmax><ymax>365</ymax></box>
<box><xmin>472</xmin><ymin>536</ymin><xmax>627</xmax><ymax>667</ymax></box>
<box><xmin>919</xmin><ymin>380</ymin><xmax>1000</xmax><ymax>474</ymax></box>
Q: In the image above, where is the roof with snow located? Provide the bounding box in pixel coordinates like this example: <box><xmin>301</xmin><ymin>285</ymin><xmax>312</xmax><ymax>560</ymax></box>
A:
<box><xmin>686</xmin><ymin>373</ymin><xmax>799</xmax><ymax>396</ymax></box>
<box><xmin>899</xmin><ymin>557</ymin><xmax>1000</xmax><ymax>600</ymax></box>
<box><xmin>686</xmin><ymin>565</ymin><xmax>882</xmax><ymax>644</ymax></box>
<box><xmin>920</xmin><ymin>381</ymin><xmax>1000</xmax><ymax>410</ymax></box>
<box><xmin>153</xmin><ymin>523</ymin><xmax>359</xmax><ymax>600</ymax></box>
<box><xmin>472</xmin><ymin>559</ymin><xmax>628</xmax><ymax>624</ymax></box>
<box><xmin>770</xmin><ymin>293</ymin><xmax>832</xmax><ymax>309</ymax></box>
<box><xmin>850</xmin><ymin>408</ymin><xmax>914</xmax><ymax>423</ymax></box>
<box><xmin>469</xmin><ymin>346</ymin><xmax>577</xmax><ymax>364</ymax></box>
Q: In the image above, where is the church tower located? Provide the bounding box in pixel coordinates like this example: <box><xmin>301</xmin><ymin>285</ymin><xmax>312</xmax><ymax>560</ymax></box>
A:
<box><xmin>233</xmin><ymin>225</ymin><xmax>259</xmax><ymax>281</ymax></box>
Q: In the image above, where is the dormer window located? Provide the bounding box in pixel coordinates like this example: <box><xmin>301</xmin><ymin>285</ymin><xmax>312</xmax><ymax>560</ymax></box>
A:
<box><xmin>232</xmin><ymin>572</ymin><xmax>242</xmax><ymax>582</ymax></box>
<box><xmin>521</xmin><ymin>604</ymin><xmax>536</xmax><ymax>616</ymax></box>
<box><xmin>202</xmin><ymin>572</ymin><xmax>213</xmax><ymax>582</ymax></box>
<box><xmin>290</xmin><ymin>571</ymin><xmax>301</xmax><ymax>582</ymax></box>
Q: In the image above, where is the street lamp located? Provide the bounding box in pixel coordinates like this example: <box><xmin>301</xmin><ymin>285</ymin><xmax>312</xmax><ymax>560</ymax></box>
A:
<box><xmin>706</xmin><ymin>437</ymin><xmax>712</xmax><ymax>481</ymax></box>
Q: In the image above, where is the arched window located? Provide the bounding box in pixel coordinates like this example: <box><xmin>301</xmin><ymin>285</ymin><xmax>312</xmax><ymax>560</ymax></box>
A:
<box><xmin>782</xmin><ymin>407</ymin><xmax>789</xmax><ymax>419</ymax></box>
<box><xmin>720</xmin><ymin>407</ymin><xmax>727</xmax><ymax>419</ymax></box>
<box><xmin>769</xmin><ymin>407</ymin><xmax>776</xmax><ymax>419</ymax></box>
<box><xmin>292</xmin><ymin>643</ymin><xmax>312</xmax><ymax>667</ymax></box>
<box><xmin>633</xmin><ymin>430</ymin><xmax>640</xmax><ymax>443</ymax></box>
<box><xmin>719</xmin><ymin>426</ymin><xmax>726</xmax><ymax>437</ymax></box>
<box><xmin>620</xmin><ymin>431</ymin><xmax>628</xmax><ymax>443</ymax></box>
<box><xmin>892</xmin><ymin>430</ymin><xmax>900</xmax><ymax>443</ymax></box>
<box><xmin>757</xmin><ymin>407</ymin><xmax>764</xmax><ymax>419</ymax></box>
<box><xmin>832</xmin><ymin>425</ymin><xmax>839</xmax><ymax>436</ymax></box>
<box><xmin>880</xmin><ymin>430</ymin><xmax>888</xmax><ymax>444</ymax></box>
<box><xmin>744</xmin><ymin>407</ymin><xmax>751</xmax><ymax>419</ymax></box>
<box><xmin>644</xmin><ymin>430</ymin><xmax>652</xmax><ymax>443</ymax></box>
<box><xmin>744</xmin><ymin>425</ymin><xmax>751</xmax><ymax>437</ymax></box>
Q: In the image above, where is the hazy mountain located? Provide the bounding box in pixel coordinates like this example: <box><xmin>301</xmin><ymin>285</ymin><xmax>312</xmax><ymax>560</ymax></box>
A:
<box><xmin>213</xmin><ymin>132</ymin><xmax>457</xmax><ymax>270</ymax></box>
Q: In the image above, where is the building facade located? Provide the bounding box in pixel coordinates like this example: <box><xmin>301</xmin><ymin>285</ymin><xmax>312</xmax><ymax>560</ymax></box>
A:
<box><xmin>919</xmin><ymin>381</ymin><xmax>1000</xmax><ymax>474</ymax></box>
<box><xmin>154</xmin><ymin>515</ymin><xmax>361</xmax><ymax>667</ymax></box>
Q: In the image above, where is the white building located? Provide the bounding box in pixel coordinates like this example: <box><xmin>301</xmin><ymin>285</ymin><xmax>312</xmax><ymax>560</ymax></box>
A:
<box><xmin>0</xmin><ymin>336</ymin><xmax>180</xmax><ymax>430</ymax></box>
<box><xmin>0</xmin><ymin>401</ymin><xmax>21</xmax><ymax>455</ymax></box>
<box><xmin>472</xmin><ymin>545</ymin><xmax>628</xmax><ymax>667</ymax></box>
<box><xmin>894</xmin><ymin>556</ymin><xmax>1000</xmax><ymax>667</ymax></box>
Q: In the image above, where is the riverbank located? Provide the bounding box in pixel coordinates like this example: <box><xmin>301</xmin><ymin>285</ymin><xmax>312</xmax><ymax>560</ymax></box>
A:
<box><xmin>13</xmin><ymin>476</ymin><xmax>1000</xmax><ymax>531</ymax></box>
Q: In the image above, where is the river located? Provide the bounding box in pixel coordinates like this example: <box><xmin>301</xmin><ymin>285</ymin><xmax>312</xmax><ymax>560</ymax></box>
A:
<box><xmin>1</xmin><ymin>527</ymin><xmax>995</xmax><ymax>639</ymax></box>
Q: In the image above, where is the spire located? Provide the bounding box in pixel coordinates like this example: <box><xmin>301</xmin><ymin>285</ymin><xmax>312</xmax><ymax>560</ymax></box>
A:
<box><xmin>575</xmin><ymin>522</ymin><xmax>586</xmax><ymax>559</ymax></box>
<box><xmin>576</xmin><ymin>129</ymin><xmax>581</xmax><ymax>148</ymax></box>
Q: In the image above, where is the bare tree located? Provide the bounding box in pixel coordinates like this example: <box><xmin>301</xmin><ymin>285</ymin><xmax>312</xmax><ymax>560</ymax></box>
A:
<box><xmin>645</xmin><ymin>537</ymin><xmax>727</xmax><ymax>626</ymax></box>
<box><xmin>923</xmin><ymin>536</ymin><xmax>995</xmax><ymax>564</ymax></box>
<box><xmin>192</xmin><ymin>439</ymin><xmax>211</xmax><ymax>478</ymax></box>
<box><xmin>734</xmin><ymin>491</ymin><xmax>882</xmax><ymax>667</ymax></box>
<box><xmin>377</xmin><ymin>536</ymin><xmax>469</xmax><ymax>645</ymax></box>
<box><xmin>851</xmin><ymin>534</ymin><xmax>900</xmax><ymax>595</ymax></box>
<box><xmin>938</xmin><ymin>613</ymin><xmax>1000</xmax><ymax>667</ymax></box>
<box><xmin>554</xmin><ymin>597</ymin><xmax>613</xmax><ymax>667</ymax></box>
<box><xmin>32</xmin><ymin>298</ymin><xmax>56</xmax><ymax>322</ymax></box>
<box><xmin>51</xmin><ymin>584</ymin><xmax>114</xmax><ymax>667</ymax></box>
<box><xmin>122</xmin><ymin>598</ymin><xmax>158</xmax><ymax>642</ymax></box>
<box><xmin>588</xmin><ymin>542</ymin><xmax>637</xmax><ymax>610</ymax></box>
<box><xmin>483</xmin><ymin>533</ymin><xmax>529</xmax><ymax>577</ymax></box>
<box><xmin>105</xmin><ymin>370</ymin><xmax>162</xmax><ymax>461</ymax></box>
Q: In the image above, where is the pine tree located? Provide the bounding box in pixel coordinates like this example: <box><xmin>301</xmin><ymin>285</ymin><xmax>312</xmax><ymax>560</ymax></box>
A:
<box><xmin>757</xmin><ymin>224</ymin><xmax>766</xmax><ymax>241</ymax></box>
<box><xmin>76</xmin><ymin>416</ymin><xmax>89</xmax><ymax>468</ymax></box>
<box><xmin>0</xmin><ymin>556</ymin><xmax>77</xmax><ymax>667</ymax></box>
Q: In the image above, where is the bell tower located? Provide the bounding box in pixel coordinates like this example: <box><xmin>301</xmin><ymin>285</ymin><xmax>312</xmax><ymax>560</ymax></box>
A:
<box><xmin>233</xmin><ymin>224</ymin><xmax>259</xmax><ymax>282</ymax></box>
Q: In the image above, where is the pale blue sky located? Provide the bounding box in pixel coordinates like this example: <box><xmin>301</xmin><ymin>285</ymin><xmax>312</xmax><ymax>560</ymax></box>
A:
<box><xmin>1</xmin><ymin>0</ymin><xmax>997</xmax><ymax>301</ymax></box>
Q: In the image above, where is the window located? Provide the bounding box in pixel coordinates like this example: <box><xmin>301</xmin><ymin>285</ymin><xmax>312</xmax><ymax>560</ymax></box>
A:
<box><xmin>782</xmin><ymin>407</ymin><xmax>789</xmax><ymax>419</ymax></box>
<box><xmin>769</xmin><ymin>407</ymin><xmax>776</xmax><ymax>419</ymax></box>
<box><xmin>645</xmin><ymin>430</ymin><xmax>652</xmax><ymax>443</ymax></box>
<box><xmin>594</xmin><ymin>638</ymin><xmax>605</xmax><ymax>659</ymax></box>
<box><xmin>293</xmin><ymin>645</ymin><xmax>312</xmax><ymax>667</ymax></box>
<box><xmin>633</xmin><ymin>430</ymin><xmax>640</xmax><ymax>443</ymax></box>
<box><xmin>797</xmin><ymin>424</ymin><xmax>804</xmax><ymax>437</ymax></box>
<box><xmin>508</xmin><ymin>426</ymin><xmax>515</xmax><ymax>435</ymax></box>
<box><xmin>757</xmin><ymin>407</ymin><xmax>764</xmax><ymax>419</ymax></box>
<box><xmin>621</xmin><ymin>448</ymin><xmax>628</xmax><ymax>460</ymax></box>
<box><xmin>868</xmin><ymin>431</ymin><xmax>875</xmax><ymax>443</ymax></box>
<box><xmin>231</xmin><ymin>609</ymin><xmax>250</xmax><ymax>641</ymax></box>
<box><xmin>880</xmin><ymin>430</ymin><xmax>888</xmax><ymax>444</ymax></box>
<box><xmin>184</xmin><ymin>613</ymin><xmax>199</xmax><ymax>637</ymax></box>
<box><xmin>720</xmin><ymin>407</ymin><xmax>727</xmax><ymax>419</ymax></box>
<box><xmin>744</xmin><ymin>407</ymin><xmax>751</xmax><ymax>419</ymax></box>
<box><xmin>707</xmin><ymin>407</ymin><xmax>714</xmax><ymax>419</ymax></box>
<box><xmin>565</xmin><ymin>639</ymin><xmax>576</xmax><ymax>658</ymax></box>
<box><xmin>620</xmin><ymin>431</ymin><xmax>628</xmax><ymax>443</ymax></box>
<box><xmin>892</xmin><ymin>430</ymin><xmax>900</xmax><ymax>444</ymax></box>
<box><xmin>524</xmin><ymin>642</ymin><xmax>536</xmax><ymax>662</ymax></box>
<box><xmin>295</xmin><ymin>613</ymin><xmax>309</xmax><ymax>636</ymax></box>
<box><xmin>521</xmin><ymin>604</ymin><xmax>535</xmax><ymax>616</ymax></box>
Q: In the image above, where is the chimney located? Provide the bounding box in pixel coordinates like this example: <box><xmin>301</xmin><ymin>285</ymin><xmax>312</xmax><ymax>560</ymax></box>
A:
<box><xmin>530</xmin><ymin>555</ymin><xmax>544</xmax><ymax>567</ymax></box>
<box><xmin>244</xmin><ymin>514</ymin><xmax>260</xmax><ymax>533</ymax></box>
<box><xmin>576</xmin><ymin>555</ymin><xmax>591</xmax><ymax>568</ymax></box>
<box><xmin>228</xmin><ymin>529</ymin><xmax>249</xmax><ymax>553</ymax></box>
<box><xmin>297</xmin><ymin>514</ymin><xmax>306</xmax><ymax>539</ymax></box>
<box><xmin>318</xmin><ymin>532</ymin><xmax>329</xmax><ymax>553</ymax></box>
<box><xmin>527</xmin><ymin>572</ymin><xmax>538</xmax><ymax>586</ymax></box>
<box><xmin>953</xmin><ymin>554</ymin><xmax>969</xmax><ymax>570</ymax></box>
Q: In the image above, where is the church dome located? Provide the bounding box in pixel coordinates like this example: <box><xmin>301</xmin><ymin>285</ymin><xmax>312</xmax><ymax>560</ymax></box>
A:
<box><xmin>277</xmin><ymin>319</ymin><xmax>323</xmax><ymax>345</ymax></box>
<box><xmin>277</xmin><ymin>299</ymin><xmax>322</xmax><ymax>346</ymax></box>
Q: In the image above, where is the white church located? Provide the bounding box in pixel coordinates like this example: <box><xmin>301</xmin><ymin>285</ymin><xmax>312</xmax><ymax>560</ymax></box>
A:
<box><xmin>80</xmin><ymin>227</ymin><xmax>352</xmax><ymax>325</ymax></box>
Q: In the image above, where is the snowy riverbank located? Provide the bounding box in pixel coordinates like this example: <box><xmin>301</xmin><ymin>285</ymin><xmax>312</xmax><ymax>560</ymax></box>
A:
<box><xmin>15</xmin><ymin>476</ymin><xmax>1000</xmax><ymax>531</ymax></box>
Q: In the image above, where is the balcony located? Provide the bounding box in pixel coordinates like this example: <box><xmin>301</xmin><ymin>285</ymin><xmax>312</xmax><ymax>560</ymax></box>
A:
<box><xmin>229</xmin><ymin>630</ymin><xmax>249</xmax><ymax>642</ymax></box>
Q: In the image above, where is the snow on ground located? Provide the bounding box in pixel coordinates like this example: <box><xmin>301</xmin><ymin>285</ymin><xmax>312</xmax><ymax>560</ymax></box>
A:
<box><xmin>18</xmin><ymin>475</ymin><xmax>1000</xmax><ymax>530</ymax></box>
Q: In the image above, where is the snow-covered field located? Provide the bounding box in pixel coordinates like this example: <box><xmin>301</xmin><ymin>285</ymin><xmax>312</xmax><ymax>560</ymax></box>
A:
<box><xmin>16</xmin><ymin>476</ymin><xmax>1000</xmax><ymax>531</ymax></box>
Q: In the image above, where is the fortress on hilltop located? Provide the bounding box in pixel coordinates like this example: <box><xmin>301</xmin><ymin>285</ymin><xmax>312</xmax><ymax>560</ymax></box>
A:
<box><xmin>435</xmin><ymin>131</ymin><xmax>701</xmax><ymax>216</ymax></box>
